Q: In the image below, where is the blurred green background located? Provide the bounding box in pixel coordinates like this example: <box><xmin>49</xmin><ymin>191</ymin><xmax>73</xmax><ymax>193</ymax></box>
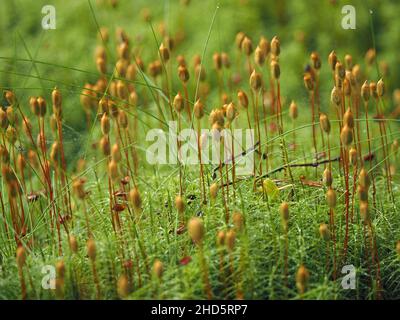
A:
<box><xmin>0</xmin><ymin>0</ymin><xmax>399</xmax><ymax>162</ymax></box>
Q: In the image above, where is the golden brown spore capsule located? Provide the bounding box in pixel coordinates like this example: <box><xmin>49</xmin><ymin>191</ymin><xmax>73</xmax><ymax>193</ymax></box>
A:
<box><xmin>254</xmin><ymin>46</ymin><xmax>265</xmax><ymax>66</ymax></box>
<box><xmin>116</xmin><ymin>59</ymin><xmax>128</xmax><ymax>77</ymax></box>
<box><xmin>101</xmin><ymin>113</ymin><xmax>110</xmax><ymax>135</ymax></box>
<box><xmin>193</xmin><ymin>54</ymin><xmax>201</xmax><ymax>67</ymax></box>
<box><xmin>0</xmin><ymin>146</ymin><xmax>9</xmax><ymax>165</ymax></box>
<box><xmin>343</xmin><ymin>78</ymin><xmax>351</xmax><ymax>97</ymax></box>
<box><xmin>235</xmin><ymin>32</ymin><xmax>246</xmax><ymax>49</ymax></box>
<box><xmin>319</xmin><ymin>113</ymin><xmax>331</xmax><ymax>134</ymax></box>
<box><xmin>153</xmin><ymin>259</ymin><xmax>163</xmax><ymax>279</ymax></box>
<box><xmin>117</xmin><ymin>41</ymin><xmax>130</xmax><ymax>60</ymax></box>
<box><xmin>126</xmin><ymin>64</ymin><xmax>136</xmax><ymax>81</ymax></box>
<box><xmin>232</xmin><ymin>211</ymin><xmax>244</xmax><ymax>231</ymax></box>
<box><xmin>270</xmin><ymin>60</ymin><xmax>280</xmax><ymax>80</ymax></box>
<box><xmin>279</xmin><ymin>202</ymin><xmax>289</xmax><ymax>223</ymax></box>
<box><xmin>216</xmin><ymin>230</ymin><xmax>225</xmax><ymax>246</ymax></box>
<box><xmin>5</xmin><ymin>90</ymin><xmax>16</xmax><ymax>105</ymax></box>
<box><xmin>5</xmin><ymin>106</ymin><xmax>17</xmax><ymax>125</ymax></box>
<box><xmin>344</xmin><ymin>54</ymin><xmax>353</xmax><ymax>71</ymax></box>
<box><xmin>326</xmin><ymin>189</ymin><xmax>337</xmax><ymax>208</ymax></box>
<box><xmin>210</xmin><ymin>183</ymin><xmax>219</xmax><ymax>200</ymax></box>
<box><xmin>27</xmin><ymin>150</ymin><xmax>38</xmax><ymax>168</ymax></box>
<box><xmin>56</xmin><ymin>260</ymin><xmax>65</xmax><ymax>279</ymax></box>
<box><xmin>50</xmin><ymin>141</ymin><xmax>61</xmax><ymax>165</ymax></box>
<box><xmin>159</xmin><ymin>43</ymin><xmax>170</xmax><ymax>62</ymax></box>
<box><xmin>358</xmin><ymin>185</ymin><xmax>368</xmax><ymax>202</ymax></box>
<box><xmin>0</xmin><ymin>108</ymin><xmax>8</xmax><ymax>129</ymax></box>
<box><xmin>335</xmin><ymin>61</ymin><xmax>345</xmax><ymax>80</ymax></box>
<box><xmin>194</xmin><ymin>99</ymin><xmax>204</xmax><ymax>119</ymax></box>
<box><xmin>289</xmin><ymin>101</ymin><xmax>298</xmax><ymax>120</ymax></box>
<box><xmin>296</xmin><ymin>265</ymin><xmax>309</xmax><ymax>294</ymax></box>
<box><xmin>259</xmin><ymin>36</ymin><xmax>270</xmax><ymax>57</ymax></box>
<box><xmin>129</xmin><ymin>91</ymin><xmax>138</xmax><ymax>107</ymax></box>
<box><xmin>303</xmin><ymin>73</ymin><xmax>314</xmax><ymax>91</ymax></box>
<box><xmin>311</xmin><ymin>52</ymin><xmax>321</xmax><ymax>70</ymax></box>
<box><xmin>173</xmin><ymin>92</ymin><xmax>184</xmax><ymax>113</ymax></box>
<box><xmin>188</xmin><ymin>217</ymin><xmax>204</xmax><ymax>245</ymax></box>
<box><xmin>225</xmin><ymin>229</ymin><xmax>236</xmax><ymax>252</ymax></box>
<box><xmin>175</xmin><ymin>195</ymin><xmax>185</xmax><ymax>214</ymax></box>
<box><xmin>129</xmin><ymin>187</ymin><xmax>142</xmax><ymax>212</ymax></box>
<box><xmin>323</xmin><ymin>168</ymin><xmax>333</xmax><ymax>187</ymax></box>
<box><xmin>108</xmin><ymin>159</ymin><xmax>119</xmax><ymax>181</ymax></box>
<box><xmin>69</xmin><ymin>235</ymin><xmax>78</xmax><ymax>254</ymax></box>
<box><xmin>95</xmin><ymin>45</ymin><xmax>107</xmax><ymax>62</ymax></box>
<box><xmin>270</xmin><ymin>36</ymin><xmax>280</xmax><ymax>57</ymax></box>
<box><xmin>359</xmin><ymin>201</ymin><xmax>370</xmax><ymax>222</ymax></box>
<box><xmin>87</xmin><ymin>238</ymin><xmax>97</xmax><ymax>261</ymax></box>
<box><xmin>334</xmin><ymin>74</ymin><xmax>343</xmax><ymax>88</ymax></box>
<box><xmin>5</xmin><ymin>126</ymin><xmax>17</xmax><ymax>145</ymax></box>
<box><xmin>343</xmin><ymin>108</ymin><xmax>354</xmax><ymax>129</ymax></box>
<box><xmin>328</xmin><ymin>51</ymin><xmax>337</xmax><ymax>71</ymax></box>
<box><xmin>358</xmin><ymin>167</ymin><xmax>370</xmax><ymax>189</ymax></box>
<box><xmin>340</xmin><ymin>125</ymin><xmax>353</xmax><ymax>147</ymax></box>
<box><xmin>365</xmin><ymin>48</ymin><xmax>376</xmax><ymax>66</ymax></box>
<box><xmin>221</xmin><ymin>52</ymin><xmax>230</xmax><ymax>68</ymax></box>
<box><xmin>73</xmin><ymin>179</ymin><xmax>86</xmax><ymax>199</ymax></box>
<box><xmin>209</xmin><ymin>109</ymin><xmax>224</xmax><ymax>126</ymax></box>
<box><xmin>393</xmin><ymin>89</ymin><xmax>400</xmax><ymax>105</ymax></box>
<box><xmin>237</xmin><ymin>90</ymin><xmax>249</xmax><ymax>109</ymax></box>
<box><xmin>109</xmin><ymin>101</ymin><xmax>120</xmax><ymax>118</ymax></box>
<box><xmin>1</xmin><ymin>165</ymin><xmax>13</xmax><ymax>182</ymax></box>
<box><xmin>377</xmin><ymin>79</ymin><xmax>385</xmax><ymax>97</ymax></box>
<box><xmin>241</xmin><ymin>37</ymin><xmax>253</xmax><ymax>56</ymax></box>
<box><xmin>35</xmin><ymin>96</ymin><xmax>46</xmax><ymax>117</ymax></box>
<box><xmin>212</xmin><ymin>52</ymin><xmax>222</xmax><ymax>71</ymax></box>
<box><xmin>116</xmin><ymin>80</ymin><xmax>129</xmax><ymax>100</ymax></box>
<box><xmin>226</xmin><ymin>102</ymin><xmax>236</xmax><ymax>122</ymax></box>
<box><xmin>100</xmin><ymin>136</ymin><xmax>111</xmax><ymax>156</ymax></box>
<box><xmin>118</xmin><ymin>110</ymin><xmax>128</xmax><ymax>129</ymax></box>
<box><xmin>29</xmin><ymin>97</ymin><xmax>40</xmax><ymax>116</ymax></box>
<box><xmin>117</xmin><ymin>274</ymin><xmax>129</xmax><ymax>298</ymax></box>
<box><xmin>250</xmin><ymin>70</ymin><xmax>262</xmax><ymax>91</ymax></box>
<box><xmin>352</xmin><ymin>62</ymin><xmax>361</xmax><ymax>80</ymax></box>
<box><xmin>176</xmin><ymin>55</ymin><xmax>186</xmax><ymax>68</ymax></box>
<box><xmin>331</xmin><ymin>86</ymin><xmax>342</xmax><ymax>106</ymax></box>
<box><xmin>222</xmin><ymin>95</ymin><xmax>229</xmax><ymax>108</ymax></box>
<box><xmin>96</xmin><ymin>57</ymin><xmax>107</xmax><ymax>74</ymax></box>
<box><xmin>349</xmin><ymin>148</ymin><xmax>357</xmax><ymax>166</ymax></box>
<box><xmin>361</xmin><ymin>81</ymin><xmax>370</xmax><ymax>102</ymax></box>
<box><xmin>319</xmin><ymin>223</ymin><xmax>330</xmax><ymax>241</ymax></box>
<box><xmin>346</xmin><ymin>70</ymin><xmax>356</xmax><ymax>89</ymax></box>
<box><xmin>111</xmin><ymin>144</ymin><xmax>121</xmax><ymax>163</ymax></box>
<box><xmin>178</xmin><ymin>65</ymin><xmax>190</xmax><ymax>83</ymax></box>
<box><xmin>52</xmin><ymin>88</ymin><xmax>62</xmax><ymax>112</ymax></box>
<box><xmin>98</xmin><ymin>97</ymin><xmax>108</xmax><ymax>115</ymax></box>
<box><xmin>164</xmin><ymin>36</ymin><xmax>174</xmax><ymax>51</ymax></box>
<box><xmin>16</xmin><ymin>246</ymin><xmax>26</xmax><ymax>268</ymax></box>
<box><xmin>17</xmin><ymin>154</ymin><xmax>26</xmax><ymax>173</ymax></box>
<box><xmin>369</xmin><ymin>81</ymin><xmax>378</xmax><ymax>99</ymax></box>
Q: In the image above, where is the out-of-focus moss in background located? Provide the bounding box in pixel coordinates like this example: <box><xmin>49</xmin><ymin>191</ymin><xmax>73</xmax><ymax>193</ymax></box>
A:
<box><xmin>0</xmin><ymin>0</ymin><xmax>399</xmax><ymax>161</ymax></box>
